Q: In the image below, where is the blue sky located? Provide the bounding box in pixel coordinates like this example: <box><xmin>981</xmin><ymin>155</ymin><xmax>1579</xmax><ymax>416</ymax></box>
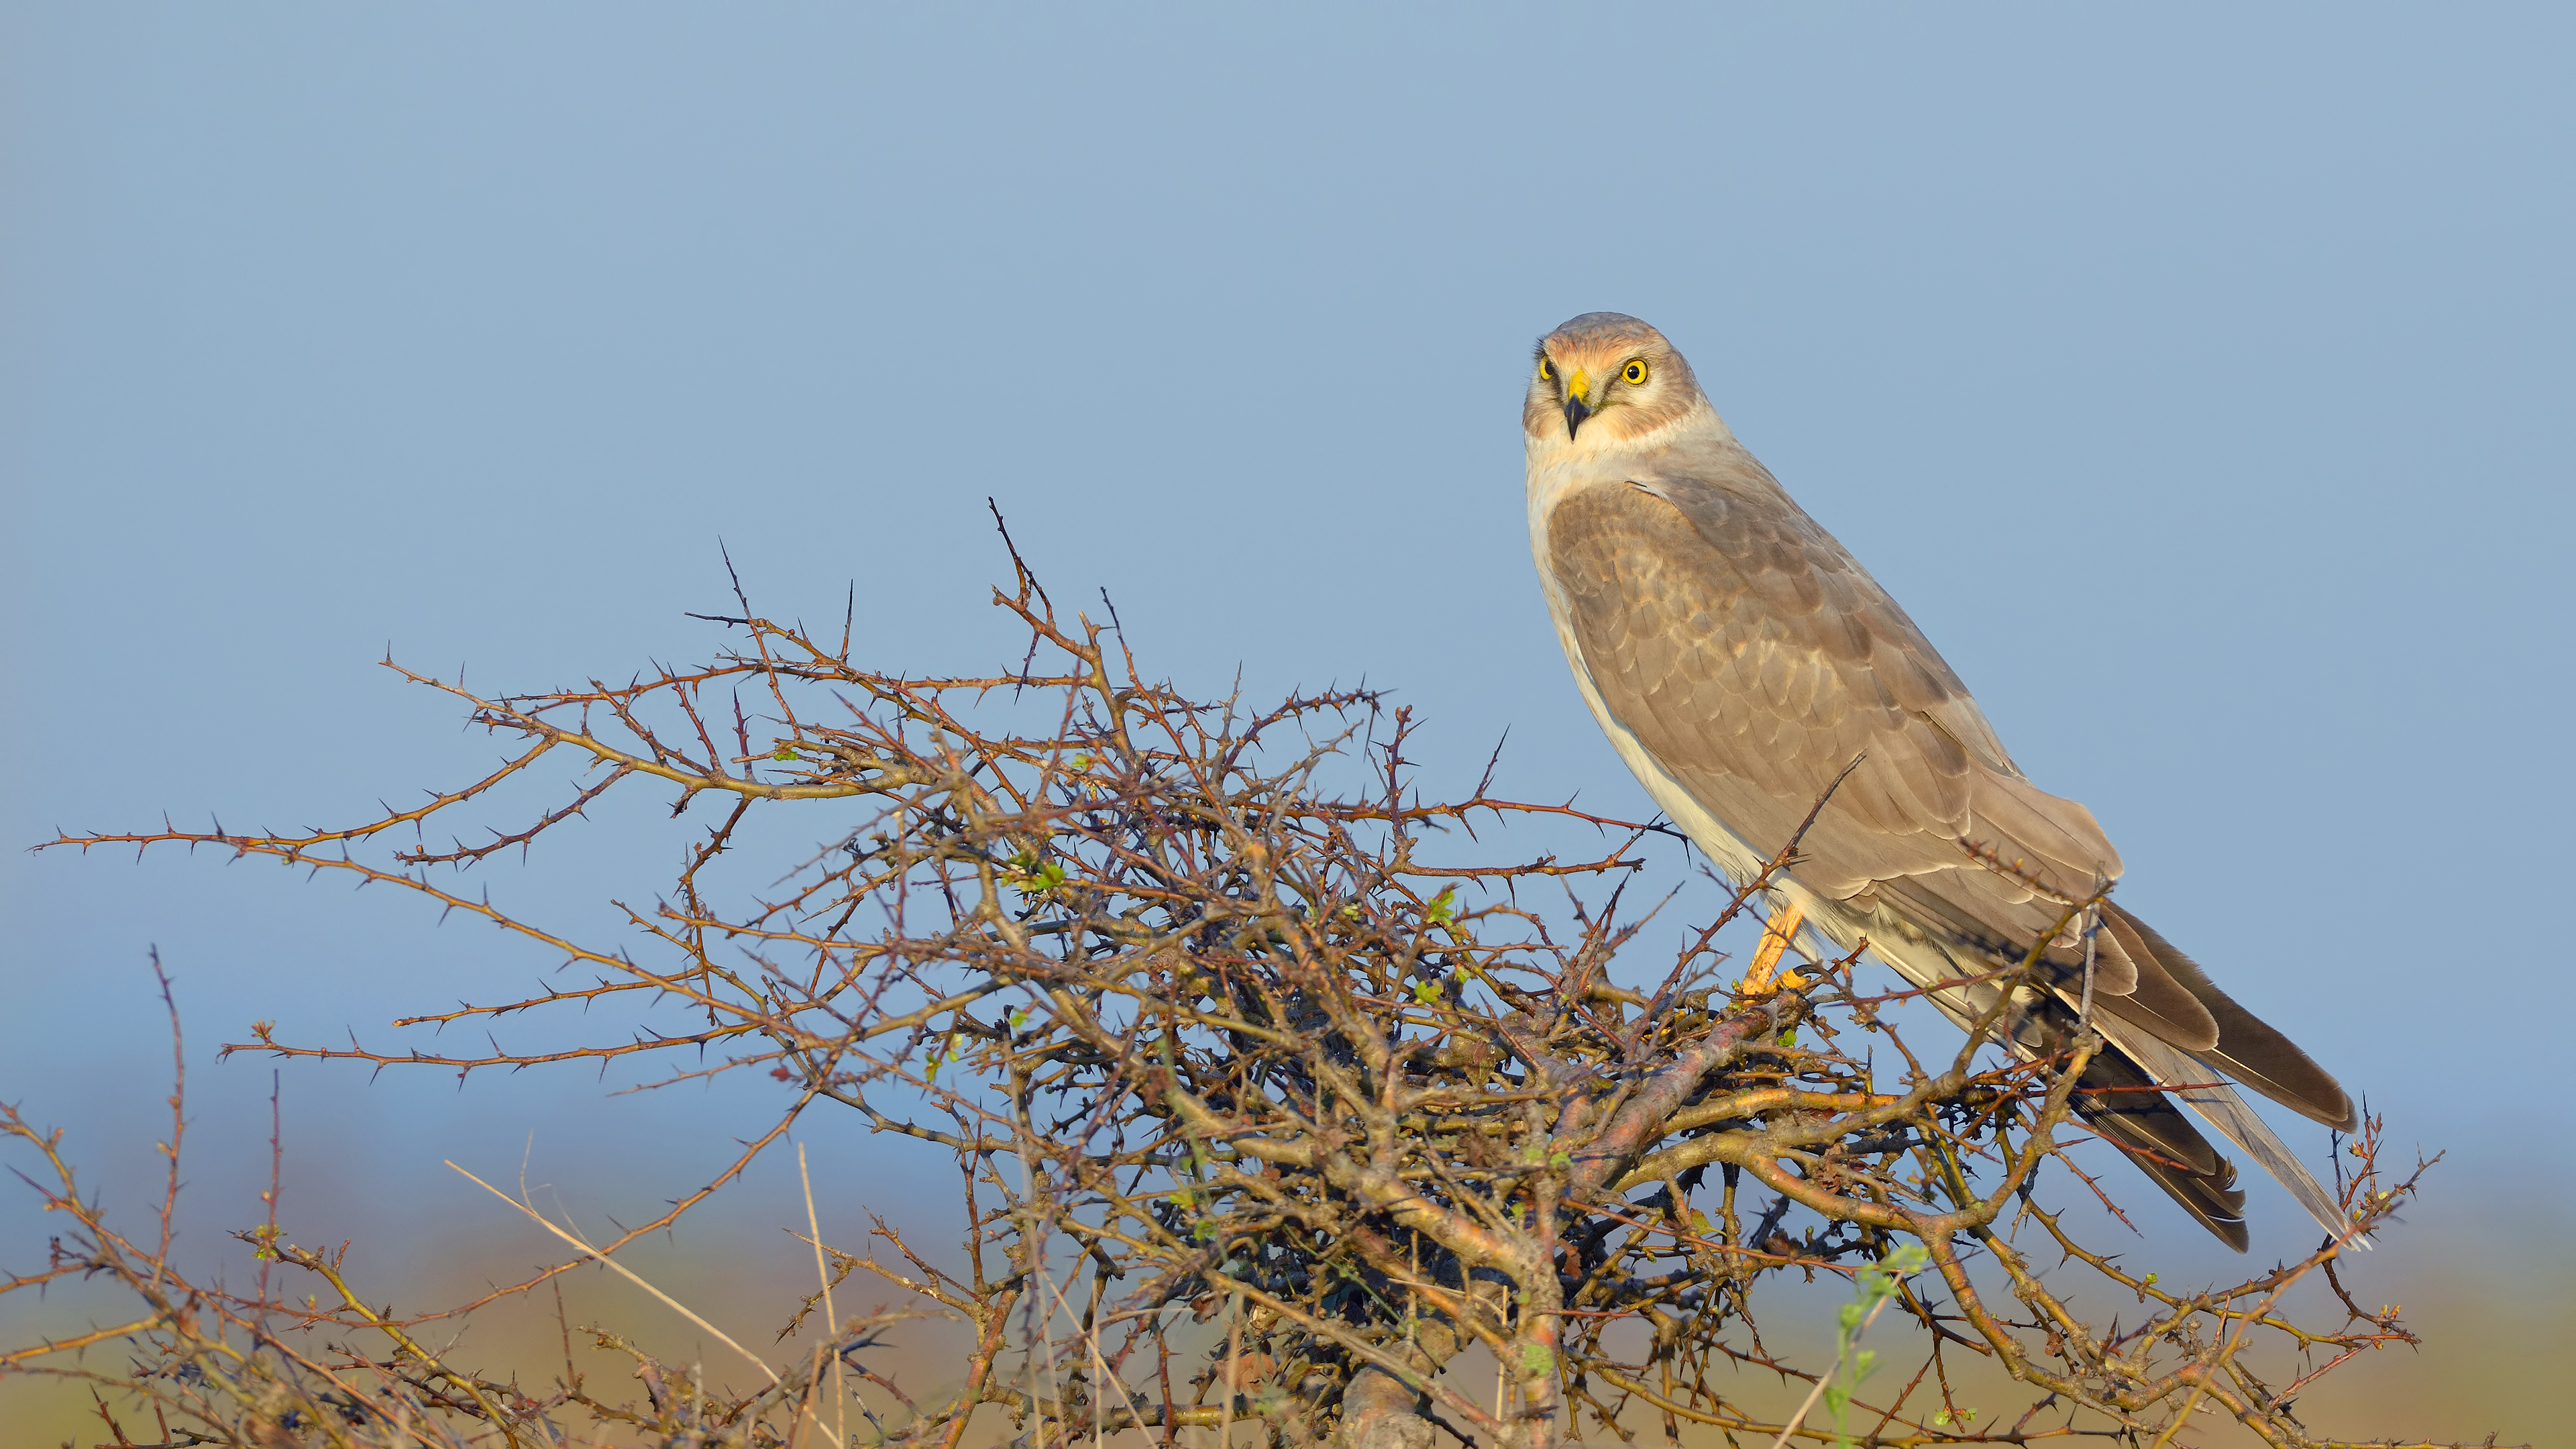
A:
<box><xmin>5</xmin><ymin>3</ymin><xmax>2570</xmax><ymax>1349</ymax></box>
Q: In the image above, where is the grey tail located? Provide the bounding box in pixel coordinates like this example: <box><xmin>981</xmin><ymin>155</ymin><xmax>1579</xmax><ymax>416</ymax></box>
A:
<box><xmin>2070</xmin><ymin>1043</ymin><xmax>2250</xmax><ymax>1251</ymax></box>
<box><xmin>2098</xmin><ymin>1020</ymin><xmax>2361</xmax><ymax>1245</ymax></box>
<box><xmin>2100</xmin><ymin>903</ymin><xmax>2359</xmax><ymax>1132</ymax></box>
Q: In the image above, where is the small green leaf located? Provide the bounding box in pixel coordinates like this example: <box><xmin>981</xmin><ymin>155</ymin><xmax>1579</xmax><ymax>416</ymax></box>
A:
<box><xmin>772</xmin><ymin>747</ymin><xmax>798</xmax><ymax>762</ymax></box>
<box><xmin>1777</xmin><ymin>1028</ymin><xmax>1798</xmax><ymax>1047</ymax></box>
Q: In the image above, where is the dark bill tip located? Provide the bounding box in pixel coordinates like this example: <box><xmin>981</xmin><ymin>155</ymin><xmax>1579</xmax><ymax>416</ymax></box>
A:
<box><xmin>1563</xmin><ymin>396</ymin><xmax>1593</xmax><ymax>439</ymax></box>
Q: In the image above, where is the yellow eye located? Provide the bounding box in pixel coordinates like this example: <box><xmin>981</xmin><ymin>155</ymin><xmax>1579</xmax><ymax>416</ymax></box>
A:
<box><xmin>1621</xmin><ymin>359</ymin><xmax>1649</xmax><ymax>386</ymax></box>
<box><xmin>1538</xmin><ymin>357</ymin><xmax>1556</xmax><ymax>382</ymax></box>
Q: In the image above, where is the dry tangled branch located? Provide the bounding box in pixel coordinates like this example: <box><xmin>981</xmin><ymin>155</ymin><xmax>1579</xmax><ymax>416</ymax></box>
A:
<box><xmin>12</xmin><ymin>530</ymin><xmax>2475</xmax><ymax>1448</ymax></box>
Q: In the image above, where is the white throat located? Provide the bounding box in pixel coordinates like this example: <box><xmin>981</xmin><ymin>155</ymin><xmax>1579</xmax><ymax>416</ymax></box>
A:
<box><xmin>1523</xmin><ymin>394</ymin><xmax>1730</xmax><ymax>559</ymax></box>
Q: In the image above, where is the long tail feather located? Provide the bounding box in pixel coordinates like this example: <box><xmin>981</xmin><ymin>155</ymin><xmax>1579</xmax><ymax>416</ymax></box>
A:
<box><xmin>2102</xmin><ymin>904</ymin><xmax>2358</xmax><ymax>1132</ymax></box>
<box><xmin>2070</xmin><ymin>1046</ymin><xmax>2249</xmax><ymax>1250</ymax></box>
<box><xmin>1871</xmin><ymin>942</ymin><xmax>2259</xmax><ymax>1249</ymax></box>
<box><xmin>1828</xmin><ymin>908</ymin><xmax>2350</xmax><ymax>1249</ymax></box>
<box><xmin>2090</xmin><ymin>1018</ymin><xmax>2361</xmax><ymax>1245</ymax></box>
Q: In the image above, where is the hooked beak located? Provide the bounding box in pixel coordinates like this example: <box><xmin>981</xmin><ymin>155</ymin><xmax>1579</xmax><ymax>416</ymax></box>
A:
<box><xmin>1562</xmin><ymin>394</ymin><xmax>1593</xmax><ymax>439</ymax></box>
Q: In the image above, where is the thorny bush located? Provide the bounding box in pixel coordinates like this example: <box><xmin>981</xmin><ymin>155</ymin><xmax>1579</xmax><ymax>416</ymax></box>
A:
<box><xmin>13</xmin><ymin>532</ymin><xmax>2469</xmax><ymax>1448</ymax></box>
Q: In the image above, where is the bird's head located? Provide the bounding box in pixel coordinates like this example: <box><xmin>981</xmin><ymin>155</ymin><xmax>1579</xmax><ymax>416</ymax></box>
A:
<box><xmin>1524</xmin><ymin>312</ymin><xmax>1709</xmax><ymax>450</ymax></box>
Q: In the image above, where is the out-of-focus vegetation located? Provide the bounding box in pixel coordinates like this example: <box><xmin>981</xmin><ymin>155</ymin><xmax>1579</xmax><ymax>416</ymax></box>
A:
<box><xmin>7</xmin><ymin>1171</ymin><xmax>2559</xmax><ymax>1446</ymax></box>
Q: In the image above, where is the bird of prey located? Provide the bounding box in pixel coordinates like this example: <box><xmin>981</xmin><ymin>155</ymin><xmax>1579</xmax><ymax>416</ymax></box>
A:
<box><xmin>1523</xmin><ymin>311</ymin><xmax>2357</xmax><ymax>1249</ymax></box>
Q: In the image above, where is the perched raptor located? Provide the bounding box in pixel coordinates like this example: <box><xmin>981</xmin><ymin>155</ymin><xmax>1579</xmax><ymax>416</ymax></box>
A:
<box><xmin>1523</xmin><ymin>311</ymin><xmax>2357</xmax><ymax>1249</ymax></box>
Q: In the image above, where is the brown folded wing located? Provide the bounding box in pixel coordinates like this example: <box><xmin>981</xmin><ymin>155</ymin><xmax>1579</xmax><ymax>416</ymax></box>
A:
<box><xmin>1548</xmin><ymin>458</ymin><xmax>2125</xmax><ymax>963</ymax></box>
<box><xmin>1546</xmin><ymin>454</ymin><xmax>2353</xmax><ymax>1125</ymax></box>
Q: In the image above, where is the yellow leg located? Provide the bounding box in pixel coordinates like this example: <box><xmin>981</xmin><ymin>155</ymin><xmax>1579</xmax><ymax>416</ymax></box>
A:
<box><xmin>1742</xmin><ymin>900</ymin><xmax>1805</xmax><ymax>995</ymax></box>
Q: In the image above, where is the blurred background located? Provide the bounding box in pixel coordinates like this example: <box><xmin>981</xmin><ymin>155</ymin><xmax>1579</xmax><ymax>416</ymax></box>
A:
<box><xmin>4</xmin><ymin>5</ymin><xmax>2569</xmax><ymax>1443</ymax></box>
